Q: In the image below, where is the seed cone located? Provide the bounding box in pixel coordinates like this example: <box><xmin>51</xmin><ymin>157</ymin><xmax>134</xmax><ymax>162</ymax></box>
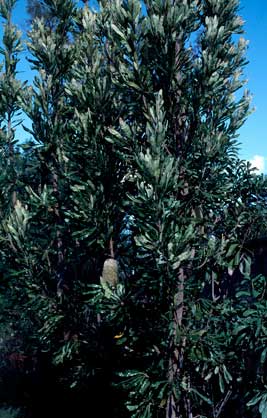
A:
<box><xmin>101</xmin><ymin>258</ymin><xmax>118</xmax><ymax>287</ymax></box>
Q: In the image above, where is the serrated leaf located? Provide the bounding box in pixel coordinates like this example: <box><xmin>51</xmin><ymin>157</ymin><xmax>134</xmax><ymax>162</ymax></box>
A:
<box><xmin>190</xmin><ymin>388</ymin><xmax>213</xmax><ymax>405</ymax></box>
<box><xmin>226</xmin><ymin>243</ymin><xmax>239</xmax><ymax>258</ymax></box>
<box><xmin>111</xmin><ymin>23</ymin><xmax>126</xmax><ymax>40</ymax></box>
<box><xmin>219</xmin><ymin>373</ymin><xmax>225</xmax><ymax>393</ymax></box>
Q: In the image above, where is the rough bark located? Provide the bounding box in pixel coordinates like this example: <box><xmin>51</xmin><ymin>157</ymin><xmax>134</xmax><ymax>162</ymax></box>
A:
<box><xmin>166</xmin><ymin>267</ymin><xmax>186</xmax><ymax>418</ymax></box>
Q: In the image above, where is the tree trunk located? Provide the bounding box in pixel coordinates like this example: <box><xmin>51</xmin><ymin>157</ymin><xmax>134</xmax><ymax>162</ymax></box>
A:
<box><xmin>166</xmin><ymin>267</ymin><xmax>185</xmax><ymax>418</ymax></box>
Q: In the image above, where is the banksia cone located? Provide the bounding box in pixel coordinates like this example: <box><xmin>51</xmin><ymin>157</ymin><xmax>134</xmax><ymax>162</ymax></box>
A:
<box><xmin>101</xmin><ymin>258</ymin><xmax>118</xmax><ymax>287</ymax></box>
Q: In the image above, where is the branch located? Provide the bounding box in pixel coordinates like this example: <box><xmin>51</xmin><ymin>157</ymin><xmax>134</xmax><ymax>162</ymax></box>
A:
<box><xmin>214</xmin><ymin>390</ymin><xmax>232</xmax><ymax>418</ymax></box>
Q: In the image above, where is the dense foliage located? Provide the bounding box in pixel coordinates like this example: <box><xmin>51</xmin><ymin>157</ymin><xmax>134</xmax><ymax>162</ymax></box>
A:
<box><xmin>1</xmin><ymin>0</ymin><xmax>267</xmax><ymax>417</ymax></box>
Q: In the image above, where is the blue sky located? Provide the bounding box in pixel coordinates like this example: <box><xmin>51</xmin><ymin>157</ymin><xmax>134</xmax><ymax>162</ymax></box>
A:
<box><xmin>1</xmin><ymin>0</ymin><xmax>267</xmax><ymax>172</ymax></box>
<box><xmin>238</xmin><ymin>0</ymin><xmax>267</xmax><ymax>172</ymax></box>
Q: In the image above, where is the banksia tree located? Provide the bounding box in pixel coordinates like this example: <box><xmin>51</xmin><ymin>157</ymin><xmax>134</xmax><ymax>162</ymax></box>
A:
<box><xmin>1</xmin><ymin>0</ymin><xmax>78</xmax><ymax>391</ymax></box>
<box><xmin>1</xmin><ymin>1</ymin><xmax>267</xmax><ymax>417</ymax></box>
<box><xmin>89</xmin><ymin>1</ymin><xmax>267</xmax><ymax>417</ymax></box>
<box><xmin>2</xmin><ymin>0</ymin><xmax>128</xmax><ymax>408</ymax></box>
